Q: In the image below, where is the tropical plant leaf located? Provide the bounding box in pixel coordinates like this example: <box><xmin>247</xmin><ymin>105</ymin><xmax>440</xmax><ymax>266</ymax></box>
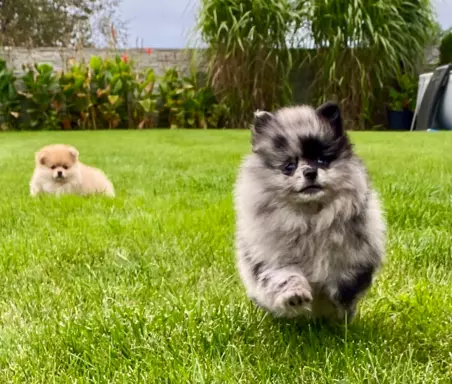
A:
<box><xmin>108</xmin><ymin>95</ymin><xmax>120</xmax><ymax>105</ymax></box>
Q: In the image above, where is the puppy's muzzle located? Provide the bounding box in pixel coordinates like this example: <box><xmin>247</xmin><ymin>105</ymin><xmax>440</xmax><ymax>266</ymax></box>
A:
<box><xmin>299</xmin><ymin>166</ymin><xmax>323</xmax><ymax>194</ymax></box>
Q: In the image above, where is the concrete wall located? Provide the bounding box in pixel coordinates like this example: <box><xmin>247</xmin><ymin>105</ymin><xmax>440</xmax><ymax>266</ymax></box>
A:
<box><xmin>0</xmin><ymin>47</ymin><xmax>203</xmax><ymax>76</ymax></box>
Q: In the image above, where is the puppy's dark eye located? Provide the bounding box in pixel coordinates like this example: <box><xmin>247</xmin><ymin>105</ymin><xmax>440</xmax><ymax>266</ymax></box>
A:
<box><xmin>51</xmin><ymin>165</ymin><xmax>57</xmax><ymax>170</ymax></box>
<box><xmin>62</xmin><ymin>165</ymin><xmax>68</xmax><ymax>170</ymax></box>
<box><xmin>283</xmin><ymin>162</ymin><xmax>297</xmax><ymax>176</ymax></box>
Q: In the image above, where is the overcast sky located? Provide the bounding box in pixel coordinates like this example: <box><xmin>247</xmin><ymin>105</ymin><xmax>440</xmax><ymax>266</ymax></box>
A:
<box><xmin>119</xmin><ymin>0</ymin><xmax>452</xmax><ymax>48</ymax></box>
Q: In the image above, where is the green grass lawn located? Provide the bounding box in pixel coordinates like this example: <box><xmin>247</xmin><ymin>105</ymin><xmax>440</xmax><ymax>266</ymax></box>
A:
<box><xmin>0</xmin><ymin>130</ymin><xmax>451</xmax><ymax>383</ymax></box>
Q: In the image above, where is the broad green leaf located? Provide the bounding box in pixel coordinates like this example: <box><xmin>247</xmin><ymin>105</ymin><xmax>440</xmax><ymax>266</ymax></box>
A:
<box><xmin>138</xmin><ymin>98</ymin><xmax>154</xmax><ymax>112</ymax></box>
<box><xmin>89</xmin><ymin>56</ymin><xmax>103</xmax><ymax>71</ymax></box>
<box><xmin>108</xmin><ymin>95</ymin><xmax>120</xmax><ymax>105</ymax></box>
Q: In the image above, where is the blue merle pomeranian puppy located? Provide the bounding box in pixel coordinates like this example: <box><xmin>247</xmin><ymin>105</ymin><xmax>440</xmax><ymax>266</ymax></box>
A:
<box><xmin>233</xmin><ymin>102</ymin><xmax>386</xmax><ymax>320</ymax></box>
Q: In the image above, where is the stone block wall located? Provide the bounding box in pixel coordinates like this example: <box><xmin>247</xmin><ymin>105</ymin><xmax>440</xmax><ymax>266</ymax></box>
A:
<box><xmin>0</xmin><ymin>47</ymin><xmax>205</xmax><ymax>76</ymax></box>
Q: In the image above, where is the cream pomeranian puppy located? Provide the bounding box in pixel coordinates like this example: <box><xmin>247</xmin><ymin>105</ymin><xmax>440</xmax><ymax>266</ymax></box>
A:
<box><xmin>30</xmin><ymin>144</ymin><xmax>115</xmax><ymax>197</ymax></box>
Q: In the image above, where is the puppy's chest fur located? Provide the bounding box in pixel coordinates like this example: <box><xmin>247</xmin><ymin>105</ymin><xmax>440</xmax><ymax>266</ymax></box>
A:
<box><xmin>258</xmin><ymin>211</ymin><xmax>366</xmax><ymax>285</ymax></box>
<box><xmin>43</xmin><ymin>180</ymin><xmax>76</xmax><ymax>192</ymax></box>
<box><xmin>37</xmin><ymin>175</ymin><xmax>82</xmax><ymax>195</ymax></box>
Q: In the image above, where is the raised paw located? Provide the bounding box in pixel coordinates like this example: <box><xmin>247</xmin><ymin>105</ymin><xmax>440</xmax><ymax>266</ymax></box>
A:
<box><xmin>287</xmin><ymin>293</ymin><xmax>311</xmax><ymax>307</ymax></box>
<box><xmin>274</xmin><ymin>280</ymin><xmax>313</xmax><ymax>318</ymax></box>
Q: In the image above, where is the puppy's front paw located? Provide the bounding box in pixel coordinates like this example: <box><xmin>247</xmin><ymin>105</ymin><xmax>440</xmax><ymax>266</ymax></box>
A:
<box><xmin>30</xmin><ymin>186</ymin><xmax>40</xmax><ymax>197</ymax></box>
<box><xmin>274</xmin><ymin>278</ymin><xmax>313</xmax><ymax>318</ymax></box>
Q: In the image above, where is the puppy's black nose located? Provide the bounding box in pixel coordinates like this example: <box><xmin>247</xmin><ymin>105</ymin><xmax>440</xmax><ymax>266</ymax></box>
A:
<box><xmin>57</xmin><ymin>171</ymin><xmax>63</xmax><ymax>178</ymax></box>
<box><xmin>303</xmin><ymin>168</ymin><xmax>317</xmax><ymax>180</ymax></box>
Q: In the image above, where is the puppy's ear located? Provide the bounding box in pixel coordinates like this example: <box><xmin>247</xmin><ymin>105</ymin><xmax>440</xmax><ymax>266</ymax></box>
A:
<box><xmin>316</xmin><ymin>101</ymin><xmax>343</xmax><ymax>137</ymax></box>
<box><xmin>35</xmin><ymin>151</ymin><xmax>47</xmax><ymax>166</ymax></box>
<box><xmin>251</xmin><ymin>110</ymin><xmax>275</xmax><ymax>135</ymax></box>
<box><xmin>68</xmin><ymin>146</ymin><xmax>79</xmax><ymax>160</ymax></box>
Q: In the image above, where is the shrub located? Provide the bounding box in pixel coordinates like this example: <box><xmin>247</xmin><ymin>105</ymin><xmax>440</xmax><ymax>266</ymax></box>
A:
<box><xmin>89</xmin><ymin>55</ymin><xmax>141</xmax><ymax>129</ymax></box>
<box><xmin>134</xmin><ymin>68</ymin><xmax>157</xmax><ymax>129</ymax></box>
<box><xmin>388</xmin><ymin>74</ymin><xmax>418</xmax><ymax>112</ymax></box>
<box><xmin>0</xmin><ymin>59</ymin><xmax>20</xmax><ymax>130</ymax></box>
<box><xmin>439</xmin><ymin>31</ymin><xmax>452</xmax><ymax>66</ymax></box>
<box><xmin>0</xmin><ymin>56</ymin><xmax>226</xmax><ymax>130</ymax></box>
<box><xmin>59</xmin><ymin>63</ymin><xmax>91</xmax><ymax>129</ymax></box>
<box><xmin>157</xmin><ymin>68</ymin><xmax>227</xmax><ymax>129</ymax></box>
<box><xmin>18</xmin><ymin>63</ymin><xmax>61</xmax><ymax>130</ymax></box>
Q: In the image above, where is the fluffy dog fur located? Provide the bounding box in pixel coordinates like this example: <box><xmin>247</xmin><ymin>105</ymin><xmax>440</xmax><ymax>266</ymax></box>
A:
<box><xmin>30</xmin><ymin>144</ymin><xmax>115</xmax><ymax>197</ymax></box>
<box><xmin>233</xmin><ymin>102</ymin><xmax>386</xmax><ymax>320</ymax></box>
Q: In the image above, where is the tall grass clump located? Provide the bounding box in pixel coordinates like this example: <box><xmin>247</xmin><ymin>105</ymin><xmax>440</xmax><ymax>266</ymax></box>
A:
<box><xmin>308</xmin><ymin>0</ymin><xmax>435</xmax><ymax>129</ymax></box>
<box><xmin>197</xmin><ymin>0</ymin><xmax>301</xmax><ymax>128</ymax></box>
